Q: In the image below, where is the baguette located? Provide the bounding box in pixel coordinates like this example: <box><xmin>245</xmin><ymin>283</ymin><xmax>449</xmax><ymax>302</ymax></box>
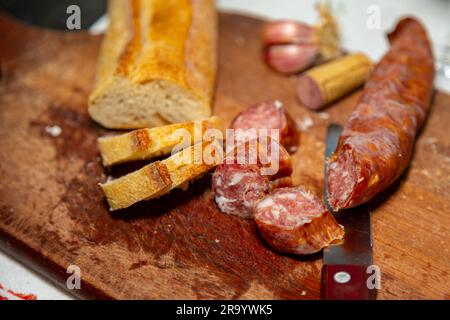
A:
<box><xmin>100</xmin><ymin>138</ymin><xmax>222</xmax><ymax>210</ymax></box>
<box><xmin>100</xmin><ymin>161</ymin><xmax>172</xmax><ymax>211</ymax></box>
<box><xmin>98</xmin><ymin>116</ymin><xmax>222</xmax><ymax>166</ymax></box>
<box><xmin>88</xmin><ymin>0</ymin><xmax>217</xmax><ymax>129</ymax></box>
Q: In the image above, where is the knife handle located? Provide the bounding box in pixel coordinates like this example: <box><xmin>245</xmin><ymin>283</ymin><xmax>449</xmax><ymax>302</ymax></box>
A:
<box><xmin>321</xmin><ymin>264</ymin><xmax>377</xmax><ymax>300</ymax></box>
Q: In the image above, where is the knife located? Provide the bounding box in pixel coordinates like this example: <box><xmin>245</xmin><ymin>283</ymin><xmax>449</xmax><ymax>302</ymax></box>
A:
<box><xmin>321</xmin><ymin>123</ymin><xmax>377</xmax><ymax>300</ymax></box>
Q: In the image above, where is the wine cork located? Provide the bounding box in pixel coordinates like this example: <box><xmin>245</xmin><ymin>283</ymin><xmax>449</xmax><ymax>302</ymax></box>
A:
<box><xmin>296</xmin><ymin>53</ymin><xmax>372</xmax><ymax>110</ymax></box>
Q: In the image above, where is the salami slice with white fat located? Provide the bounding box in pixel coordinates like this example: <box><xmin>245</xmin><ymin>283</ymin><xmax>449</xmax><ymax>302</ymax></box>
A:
<box><xmin>212</xmin><ymin>164</ymin><xmax>270</xmax><ymax>218</ymax></box>
<box><xmin>254</xmin><ymin>187</ymin><xmax>344</xmax><ymax>255</ymax></box>
<box><xmin>225</xmin><ymin>137</ymin><xmax>292</xmax><ymax>181</ymax></box>
<box><xmin>270</xmin><ymin>176</ymin><xmax>293</xmax><ymax>189</ymax></box>
<box><xmin>214</xmin><ymin>102</ymin><xmax>296</xmax><ymax>218</ymax></box>
<box><xmin>230</xmin><ymin>101</ymin><xmax>299</xmax><ymax>153</ymax></box>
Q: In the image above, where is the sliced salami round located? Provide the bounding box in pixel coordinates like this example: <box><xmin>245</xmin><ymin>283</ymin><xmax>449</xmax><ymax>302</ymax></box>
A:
<box><xmin>230</xmin><ymin>101</ymin><xmax>299</xmax><ymax>153</ymax></box>
<box><xmin>224</xmin><ymin>137</ymin><xmax>293</xmax><ymax>181</ymax></box>
<box><xmin>212</xmin><ymin>164</ymin><xmax>271</xmax><ymax>219</ymax></box>
<box><xmin>270</xmin><ymin>176</ymin><xmax>293</xmax><ymax>189</ymax></box>
<box><xmin>254</xmin><ymin>187</ymin><xmax>344</xmax><ymax>254</ymax></box>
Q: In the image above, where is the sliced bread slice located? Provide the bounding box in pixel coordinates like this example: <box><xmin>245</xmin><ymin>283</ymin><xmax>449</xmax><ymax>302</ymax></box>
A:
<box><xmin>100</xmin><ymin>138</ymin><xmax>222</xmax><ymax>211</ymax></box>
<box><xmin>98</xmin><ymin>116</ymin><xmax>222</xmax><ymax>166</ymax></box>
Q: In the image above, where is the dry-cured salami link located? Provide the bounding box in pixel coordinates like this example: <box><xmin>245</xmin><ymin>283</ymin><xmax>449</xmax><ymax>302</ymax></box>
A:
<box><xmin>254</xmin><ymin>187</ymin><xmax>344</xmax><ymax>254</ymax></box>
<box><xmin>230</xmin><ymin>101</ymin><xmax>299</xmax><ymax>153</ymax></box>
<box><xmin>327</xmin><ymin>18</ymin><xmax>435</xmax><ymax>210</ymax></box>
<box><xmin>212</xmin><ymin>164</ymin><xmax>270</xmax><ymax>218</ymax></box>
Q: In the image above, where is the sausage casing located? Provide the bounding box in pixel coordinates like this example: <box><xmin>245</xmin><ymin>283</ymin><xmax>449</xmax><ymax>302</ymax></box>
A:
<box><xmin>327</xmin><ymin>18</ymin><xmax>435</xmax><ymax>210</ymax></box>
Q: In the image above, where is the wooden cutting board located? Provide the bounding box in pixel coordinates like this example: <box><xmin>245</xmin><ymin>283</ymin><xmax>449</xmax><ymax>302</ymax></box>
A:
<box><xmin>0</xmin><ymin>11</ymin><xmax>449</xmax><ymax>300</ymax></box>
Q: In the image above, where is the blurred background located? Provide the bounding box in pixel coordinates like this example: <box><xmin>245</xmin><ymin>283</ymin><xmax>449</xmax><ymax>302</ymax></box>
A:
<box><xmin>0</xmin><ymin>0</ymin><xmax>449</xmax><ymax>299</ymax></box>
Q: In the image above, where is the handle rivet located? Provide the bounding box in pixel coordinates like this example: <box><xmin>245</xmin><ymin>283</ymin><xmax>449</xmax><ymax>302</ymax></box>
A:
<box><xmin>334</xmin><ymin>271</ymin><xmax>351</xmax><ymax>284</ymax></box>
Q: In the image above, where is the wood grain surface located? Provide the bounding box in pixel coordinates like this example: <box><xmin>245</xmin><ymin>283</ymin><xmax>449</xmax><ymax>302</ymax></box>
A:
<box><xmin>0</xmin><ymin>11</ymin><xmax>449</xmax><ymax>300</ymax></box>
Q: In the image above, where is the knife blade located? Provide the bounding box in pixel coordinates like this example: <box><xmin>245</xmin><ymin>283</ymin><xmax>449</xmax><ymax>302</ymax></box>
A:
<box><xmin>321</xmin><ymin>123</ymin><xmax>377</xmax><ymax>300</ymax></box>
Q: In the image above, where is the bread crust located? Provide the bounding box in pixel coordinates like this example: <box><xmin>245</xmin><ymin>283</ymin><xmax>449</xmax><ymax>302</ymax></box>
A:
<box><xmin>100</xmin><ymin>161</ymin><xmax>172</xmax><ymax>210</ymax></box>
<box><xmin>89</xmin><ymin>0</ymin><xmax>217</xmax><ymax>129</ymax></box>
<box><xmin>98</xmin><ymin>116</ymin><xmax>222</xmax><ymax>166</ymax></box>
<box><xmin>100</xmin><ymin>138</ymin><xmax>222</xmax><ymax>210</ymax></box>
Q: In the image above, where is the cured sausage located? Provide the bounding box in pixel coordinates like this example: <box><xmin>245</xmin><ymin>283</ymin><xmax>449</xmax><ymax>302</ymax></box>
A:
<box><xmin>225</xmin><ymin>137</ymin><xmax>293</xmax><ymax>180</ymax></box>
<box><xmin>254</xmin><ymin>187</ymin><xmax>344</xmax><ymax>254</ymax></box>
<box><xmin>212</xmin><ymin>164</ymin><xmax>270</xmax><ymax>218</ymax></box>
<box><xmin>296</xmin><ymin>53</ymin><xmax>372</xmax><ymax>110</ymax></box>
<box><xmin>230</xmin><ymin>101</ymin><xmax>299</xmax><ymax>153</ymax></box>
<box><xmin>327</xmin><ymin>18</ymin><xmax>435</xmax><ymax>210</ymax></box>
<box><xmin>213</xmin><ymin>137</ymin><xmax>292</xmax><ymax>217</ymax></box>
<box><xmin>270</xmin><ymin>176</ymin><xmax>293</xmax><ymax>189</ymax></box>
<box><xmin>214</xmin><ymin>101</ymin><xmax>296</xmax><ymax>218</ymax></box>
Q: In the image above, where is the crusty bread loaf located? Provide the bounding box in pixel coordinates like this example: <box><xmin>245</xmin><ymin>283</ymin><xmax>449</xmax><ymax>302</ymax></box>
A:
<box><xmin>98</xmin><ymin>116</ymin><xmax>222</xmax><ymax>166</ymax></box>
<box><xmin>100</xmin><ymin>138</ymin><xmax>222</xmax><ymax>210</ymax></box>
<box><xmin>88</xmin><ymin>0</ymin><xmax>217</xmax><ymax>129</ymax></box>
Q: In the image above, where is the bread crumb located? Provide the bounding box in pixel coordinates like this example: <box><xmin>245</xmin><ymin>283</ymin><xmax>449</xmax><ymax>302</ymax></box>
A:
<box><xmin>317</xmin><ymin>112</ymin><xmax>330</xmax><ymax>120</ymax></box>
<box><xmin>274</xmin><ymin>100</ymin><xmax>283</xmax><ymax>109</ymax></box>
<box><xmin>297</xmin><ymin>116</ymin><xmax>314</xmax><ymax>131</ymax></box>
<box><xmin>421</xmin><ymin>169</ymin><xmax>431</xmax><ymax>177</ymax></box>
<box><xmin>45</xmin><ymin>125</ymin><xmax>62</xmax><ymax>137</ymax></box>
<box><xmin>424</xmin><ymin>137</ymin><xmax>438</xmax><ymax>144</ymax></box>
<box><xmin>234</xmin><ymin>36</ymin><xmax>246</xmax><ymax>47</ymax></box>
